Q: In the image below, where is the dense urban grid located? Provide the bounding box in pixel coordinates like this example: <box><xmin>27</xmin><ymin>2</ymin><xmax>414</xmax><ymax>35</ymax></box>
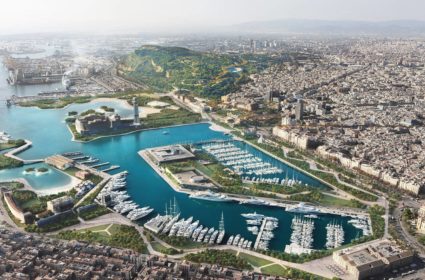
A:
<box><xmin>222</xmin><ymin>39</ymin><xmax>425</xmax><ymax>195</ymax></box>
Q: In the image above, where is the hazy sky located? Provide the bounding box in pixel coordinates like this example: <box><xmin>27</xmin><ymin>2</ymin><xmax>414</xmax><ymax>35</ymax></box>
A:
<box><xmin>1</xmin><ymin>0</ymin><xmax>425</xmax><ymax>35</ymax></box>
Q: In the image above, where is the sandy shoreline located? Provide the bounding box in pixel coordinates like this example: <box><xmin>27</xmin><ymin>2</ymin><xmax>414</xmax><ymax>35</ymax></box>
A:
<box><xmin>1</xmin><ymin>174</ymin><xmax>80</xmax><ymax>196</ymax></box>
<box><xmin>208</xmin><ymin>122</ymin><xmax>232</xmax><ymax>133</ymax></box>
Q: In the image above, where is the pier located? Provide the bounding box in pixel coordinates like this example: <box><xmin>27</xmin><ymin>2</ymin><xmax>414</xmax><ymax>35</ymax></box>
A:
<box><xmin>74</xmin><ymin>162</ymin><xmax>110</xmax><ymax>179</ymax></box>
<box><xmin>101</xmin><ymin>165</ymin><xmax>120</xmax><ymax>173</ymax></box>
<box><xmin>285</xmin><ymin>217</ymin><xmax>315</xmax><ymax>255</ymax></box>
<box><xmin>70</xmin><ymin>155</ymin><xmax>88</xmax><ymax>160</ymax></box>
<box><xmin>80</xmin><ymin>159</ymin><xmax>99</xmax><ymax>164</ymax></box>
<box><xmin>91</xmin><ymin>162</ymin><xmax>110</xmax><ymax>168</ymax></box>
<box><xmin>62</xmin><ymin>152</ymin><xmax>82</xmax><ymax>157</ymax></box>
<box><xmin>254</xmin><ymin>217</ymin><xmax>269</xmax><ymax>250</ymax></box>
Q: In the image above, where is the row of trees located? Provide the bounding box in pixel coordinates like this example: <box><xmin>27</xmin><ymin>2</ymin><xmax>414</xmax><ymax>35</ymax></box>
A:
<box><xmin>185</xmin><ymin>249</ymin><xmax>251</xmax><ymax>270</ymax></box>
<box><xmin>58</xmin><ymin>225</ymin><xmax>147</xmax><ymax>253</ymax></box>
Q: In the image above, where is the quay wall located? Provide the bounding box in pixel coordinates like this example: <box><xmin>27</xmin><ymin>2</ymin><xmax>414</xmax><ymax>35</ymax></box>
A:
<box><xmin>139</xmin><ymin>149</ymin><xmax>369</xmax><ymax>218</ymax></box>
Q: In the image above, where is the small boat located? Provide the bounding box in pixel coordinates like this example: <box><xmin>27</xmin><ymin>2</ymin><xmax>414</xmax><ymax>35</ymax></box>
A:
<box><xmin>232</xmin><ymin>234</ymin><xmax>241</xmax><ymax>246</ymax></box>
<box><xmin>246</xmin><ymin>219</ymin><xmax>262</xmax><ymax>226</ymax></box>
<box><xmin>304</xmin><ymin>214</ymin><xmax>319</xmax><ymax>219</ymax></box>
<box><xmin>227</xmin><ymin>235</ymin><xmax>234</xmax><ymax>245</ymax></box>
<box><xmin>241</xmin><ymin>212</ymin><xmax>265</xmax><ymax>220</ymax></box>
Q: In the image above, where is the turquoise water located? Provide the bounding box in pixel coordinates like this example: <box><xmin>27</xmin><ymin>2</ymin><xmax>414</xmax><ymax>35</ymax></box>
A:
<box><xmin>196</xmin><ymin>140</ymin><xmax>329</xmax><ymax>190</ymax></box>
<box><xmin>0</xmin><ymin>62</ymin><xmax>363</xmax><ymax>251</ymax></box>
<box><xmin>0</xmin><ymin>163</ymin><xmax>72</xmax><ymax>192</ymax></box>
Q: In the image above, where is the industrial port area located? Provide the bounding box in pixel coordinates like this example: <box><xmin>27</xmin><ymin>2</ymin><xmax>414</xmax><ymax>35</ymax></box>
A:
<box><xmin>1</xmin><ymin>37</ymin><xmax>146</xmax><ymax>107</ymax></box>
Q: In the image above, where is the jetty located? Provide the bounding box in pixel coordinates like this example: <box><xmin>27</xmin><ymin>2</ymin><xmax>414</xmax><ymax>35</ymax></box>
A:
<box><xmin>254</xmin><ymin>218</ymin><xmax>269</xmax><ymax>250</ymax></box>
<box><xmin>70</xmin><ymin>155</ymin><xmax>89</xmax><ymax>160</ymax></box>
<box><xmin>91</xmin><ymin>162</ymin><xmax>110</xmax><ymax>168</ymax></box>
<box><xmin>285</xmin><ymin>217</ymin><xmax>315</xmax><ymax>255</ymax></box>
<box><xmin>101</xmin><ymin>165</ymin><xmax>120</xmax><ymax>172</ymax></box>
<box><xmin>4</xmin><ymin>140</ymin><xmax>44</xmax><ymax>164</ymax></box>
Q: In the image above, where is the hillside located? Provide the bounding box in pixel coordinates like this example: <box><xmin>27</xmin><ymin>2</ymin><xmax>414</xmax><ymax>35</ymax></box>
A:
<box><xmin>118</xmin><ymin>45</ymin><xmax>275</xmax><ymax>97</ymax></box>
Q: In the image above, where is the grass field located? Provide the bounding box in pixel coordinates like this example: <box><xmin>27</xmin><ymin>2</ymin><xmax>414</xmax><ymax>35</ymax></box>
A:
<box><xmin>0</xmin><ymin>143</ymin><xmax>18</xmax><ymax>151</ymax></box>
<box><xmin>261</xmin><ymin>264</ymin><xmax>287</xmax><ymax>277</ymax></box>
<box><xmin>79</xmin><ymin>224</ymin><xmax>110</xmax><ymax>232</ymax></box>
<box><xmin>58</xmin><ymin>224</ymin><xmax>147</xmax><ymax>253</ymax></box>
<box><xmin>78</xmin><ymin>225</ymin><xmax>110</xmax><ymax>237</ymax></box>
<box><xmin>108</xmin><ymin>224</ymin><xmax>123</xmax><ymax>235</ymax></box>
<box><xmin>0</xmin><ymin>154</ymin><xmax>23</xmax><ymax>170</ymax></box>
<box><xmin>194</xmin><ymin>162</ymin><xmax>221</xmax><ymax>178</ymax></box>
<box><xmin>238</xmin><ymin>252</ymin><xmax>272</xmax><ymax>267</ymax></box>
<box><xmin>19</xmin><ymin>198</ymin><xmax>44</xmax><ymax>211</ymax></box>
<box><xmin>320</xmin><ymin>193</ymin><xmax>361</xmax><ymax>207</ymax></box>
<box><xmin>151</xmin><ymin>241</ymin><xmax>167</xmax><ymax>252</ymax></box>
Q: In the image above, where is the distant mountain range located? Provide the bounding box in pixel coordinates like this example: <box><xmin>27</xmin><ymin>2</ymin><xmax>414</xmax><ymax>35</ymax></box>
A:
<box><xmin>223</xmin><ymin>19</ymin><xmax>425</xmax><ymax>36</ymax></box>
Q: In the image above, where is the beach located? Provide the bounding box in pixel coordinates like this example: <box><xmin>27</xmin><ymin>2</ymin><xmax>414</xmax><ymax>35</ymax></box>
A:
<box><xmin>1</xmin><ymin>175</ymin><xmax>80</xmax><ymax>196</ymax></box>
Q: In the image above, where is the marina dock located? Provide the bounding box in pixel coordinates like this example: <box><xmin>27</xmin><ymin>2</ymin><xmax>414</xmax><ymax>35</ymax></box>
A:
<box><xmin>74</xmin><ymin>162</ymin><xmax>111</xmax><ymax>179</ymax></box>
<box><xmin>140</xmin><ymin>147</ymin><xmax>370</xmax><ymax>220</ymax></box>
<box><xmin>285</xmin><ymin>217</ymin><xmax>315</xmax><ymax>255</ymax></box>
<box><xmin>101</xmin><ymin>165</ymin><xmax>120</xmax><ymax>172</ymax></box>
<box><xmin>254</xmin><ymin>217</ymin><xmax>269</xmax><ymax>250</ymax></box>
<box><xmin>91</xmin><ymin>162</ymin><xmax>110</xmax><ymax>168</ymax></box>
<box><xmin>69</xmin><ymin>155</ymin><xmax>88</xmax><ymax>160</ymax></box>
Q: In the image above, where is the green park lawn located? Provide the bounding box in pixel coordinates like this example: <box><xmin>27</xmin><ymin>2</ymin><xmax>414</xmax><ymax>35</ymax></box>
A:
<box><xmin>238</xmin><ymin>252</ymin><xmax>272</xmax><ymax>267</ymax></box>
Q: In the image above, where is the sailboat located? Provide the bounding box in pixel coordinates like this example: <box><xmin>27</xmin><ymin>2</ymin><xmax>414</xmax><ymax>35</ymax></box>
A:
<box><xmin>216</xmin><ymin>212</ymin><xmax>226</xmax><ymax>244</ymax></box>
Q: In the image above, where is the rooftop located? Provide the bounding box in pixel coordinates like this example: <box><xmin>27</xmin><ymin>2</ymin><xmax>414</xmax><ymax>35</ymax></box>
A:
<box><xmin>146</xmin><ymin>145</ymin><xmax>195</xmax><ymax>163</ymax></box>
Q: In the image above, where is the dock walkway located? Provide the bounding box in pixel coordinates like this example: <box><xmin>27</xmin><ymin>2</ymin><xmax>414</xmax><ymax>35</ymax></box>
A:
<box><xmin>254</xmin><ymin>217</ymin><xmax>269</xmax><ymax>250</ymax></box>
<box><xmin>4</xmin><ymin>140</ymin><xmax>44</xmax><ymax>164</ymax></box>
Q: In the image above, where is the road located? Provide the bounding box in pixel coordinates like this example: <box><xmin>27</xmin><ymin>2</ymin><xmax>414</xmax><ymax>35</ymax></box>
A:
<box><xmin>394</xmin><ymin>199</ymin><xmax>425</xmax><ymax>257</ymax></box>
<box><xmin>0</xmin><ymin>193</ymin><xmax>24</xmax><ymax>231</ymax></box>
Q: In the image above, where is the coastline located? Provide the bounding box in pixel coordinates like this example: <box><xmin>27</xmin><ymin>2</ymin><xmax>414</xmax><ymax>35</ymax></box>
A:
<box><xmin>207</xmin><ymin>122</ymin><xmax>232</xmax><ymax>133</ymax></box>
<box><xmin>0</xmin><ymin>174</ymin><xmax>80</xmax><ymax>196</ymax></box>
<box><xmin>68</xmin><ymin>121</ymin><xmax>210</xmax><ymax>143</ymax></box>
<box><xmin>16</xmin><ymin>95</ymin><xmax>162</xmax><ymax>113</ymax></box>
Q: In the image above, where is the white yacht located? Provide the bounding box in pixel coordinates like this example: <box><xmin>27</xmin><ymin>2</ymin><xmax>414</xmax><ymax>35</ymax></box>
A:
<box><xmin>227</xmin><ymin>235</ymin><xmax>234</xmax><ymax>245</ymax></box>
<box><xmin>286</xmin><ymin>202</ymin><xmax>320</xmax><ymax>214</ymax></box>
<box><xmin>128</xmin><ymin>208</ymin><xmax>154</xmax><ymax>221</ymax></box>
<box><xmin>189</xmin><ymin>191</ymin><xmax>233</xmax><ymax>202</ymax></box>
<box><xmin>240</xmin><ymin>198</ymin><xmax>271</xmax><ymax>206</ymax></box>
<box><xmin>246</xmin><ymin>219</ymin><xmax>262</xmax><ymax>225</ymax></box>
<box><xmin>232</xmin><ymin>234</ymin><xmax>241</xmax><ymax>246</ymax></box>
<box><xmin>192</xmin><ymin>225</ymin><xmax>203</xmax><ymax>240</ymax></box>
<box><xmin>241</xmin><ymin>212</ymin><xmax>265</xmax><ymax>220</ymax></box>
<box><xmin>216</xmin><ymin>230</ymin><xmax>225</xmax><ymax>244</ymax></box>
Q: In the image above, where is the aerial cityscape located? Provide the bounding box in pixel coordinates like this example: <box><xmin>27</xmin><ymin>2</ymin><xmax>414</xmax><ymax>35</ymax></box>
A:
<box><xmin>1</xmin><ymin>1</ymin><xmax>425</xmax><ymax>279</ymax></box>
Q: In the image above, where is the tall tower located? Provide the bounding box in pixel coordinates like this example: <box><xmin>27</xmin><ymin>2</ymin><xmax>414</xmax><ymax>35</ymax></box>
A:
<box><xmin>295</xmin><ymin>99</ymin><xmax>304</xmax><ymax>121</ymax></box>
<box><xmin>133</xmin><ymin>97</ymin><xmax>140</xmax><ymax>125</ymax></box>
